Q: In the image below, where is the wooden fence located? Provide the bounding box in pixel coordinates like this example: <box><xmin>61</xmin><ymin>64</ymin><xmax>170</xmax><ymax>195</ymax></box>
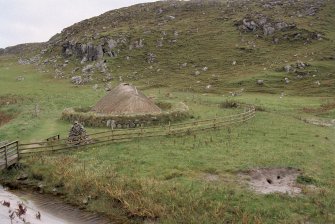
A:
<box><xmin>0</xmin><ymin>141</ymin><xmax>19</xmax><ymax>170</ymax></box>
<box><xmin>18</xmin><ymin>106</ymin><xmax>256</xmax><ymax>155</ymax></box>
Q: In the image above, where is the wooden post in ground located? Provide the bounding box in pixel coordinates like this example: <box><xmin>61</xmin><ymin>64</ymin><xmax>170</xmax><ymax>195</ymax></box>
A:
<box><xmin>4</xmin><ymin>144</ymin><xmax>8</xmax><ymax>168</ymax></box>
<box><xmin>213</xmin><ymin>118</ymin><xmax>216</xmax><ymax>130</ymax></box>
<box><xmin>16</xmin><ymin>141</ymin><xmax>20</xmax><ymax>160</ymax></box>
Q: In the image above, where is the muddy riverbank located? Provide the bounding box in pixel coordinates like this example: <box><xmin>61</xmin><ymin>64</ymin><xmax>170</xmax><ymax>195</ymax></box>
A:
<box><xmin>0</xmin><ymin>185</ymin><xmax>112</xmax><ymax>224</ymax></box>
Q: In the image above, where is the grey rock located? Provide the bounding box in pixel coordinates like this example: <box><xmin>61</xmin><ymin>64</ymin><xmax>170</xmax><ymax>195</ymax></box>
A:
<box><xmin>106</xmin><ymin>120</ymin><xmax>116</xmax><ymax>129</ymax></box>
<box><xmin>96</xmin><ymin>45</ymin><xmax>104</xmax><ymax>60</ymax></box>
<box><xmin>81</xmin><ymin>56</ymin><xmax>87</xmax><ymax>64</ymax></box>
<box><xmin>166</xmin><ymin>15</ymin><xmax>175</xmax><ymax>20</ymax></box>
<box><xmin>181</xmin><ymin>63</ymin><xmax>187</xmax><ymax>68</ymax></box>
<box><xmin>65</xmin><ymin>48</ymin><xmax>73</xmax><ymax>56</ymax></box>
<box><xmin>104</xmin><ymin>82</ymin><xmax>112</xmax><ymax>91</ymax></box>
<box><xmin>275</xmin><ymin>22</ymin><xmax>288</xmax><ymax>30</ymax></box>
<box><xmin>82</xmin><ymin>64</ymin><xmax>94</xmax><ymax>73</ymax></box>
<box><xmin>296</xmin><ymin>61</ymin><xmax>308</xmax><ymax>69</ymax></box>
<box><xmin>92</xmin><ymin>84</ymin><xmax>99</xmax><ymax>90</ymax></box>
<box><xmin>284</xmin><ymin>65</ymin><xmax>292</xmax><ymax>73</ymax></box>
<box><xmin>263</xmin><ymin>25</ymin><xmax>275</xmax><ymax>36</ymax></box>
<box><xmin>17</xmin><ymin>173</ymin><xmax>28</xmax><ymax>181</ymax></box>
<box><xmin>96</xmin><ymin>61</ymin><xmax>107</xmax><ymax>73</ymax></box>
<box><xmin>134</xmin><ymin>39</ymin><xmax>144</xmax><ymax>49</ymax></box>
<box><xmin>257</xmin><ymin>79</ymin><xmax>264</xmax><ymax>85</ymax></box>
<box><xmin>71</xmin><ymin>76</ymin><xmax>82</xmax><ymax>85</ymax></box>
<box><xmin>103</xmin><ymin>74</ymin><xmax>113</xmax><ymax>82</ymax></box>
<box><xmin>157</xmin><ymin>39</ymin><xmax>163</xmax><ymax>47</ymax></box>
<box><xmin>16</xmin><ymin>76</ymin><xmax>25</xmax><ymax>81</ymax></box>
<box><xmin>242</xmin><ymin>19</ymin><xmax>258</xmax><ymax>31</ymax></box>
<box><xmin>147</xmin><ymin>53</ymin><xmax>156</xmax><ymax>63</ymax></box>
<box><xmin>107</xmin><ymin>39</ymin><xmax>118</xmax><ymax>49</ymax></box>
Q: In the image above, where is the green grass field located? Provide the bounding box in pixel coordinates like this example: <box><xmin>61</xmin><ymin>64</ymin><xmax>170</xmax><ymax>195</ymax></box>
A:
<box><xmin>1</xmin><ymin>0</ymin><xmax>335</xmax><ymax>223</ymax></box>
<box><xmin>0</xmin><ymin>55</ymin><xmax>334</xmax><ymax>223</ymax></box>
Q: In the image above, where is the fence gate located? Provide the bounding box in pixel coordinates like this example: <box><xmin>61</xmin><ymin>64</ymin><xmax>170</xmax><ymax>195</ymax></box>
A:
<box><xmin>0</xmin><ymin>141</ymin><xmax>19</xmax><ymax>170</ymax></box>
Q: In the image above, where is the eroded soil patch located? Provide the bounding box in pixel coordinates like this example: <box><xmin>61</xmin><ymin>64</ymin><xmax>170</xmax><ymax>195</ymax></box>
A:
<box><xmin>240</xmin><ymin>168</ymin><xmax>302</xmax><ymax>195</ymax></box>
<box><xmin>202</xmin><ymin>173</ymin><xmax>220</xmax><ymax>182</ymax></box>
<box><xmin>303</xmin><ymin>118</ymin><xmax>335</xmax><ymax>127</ymax></box>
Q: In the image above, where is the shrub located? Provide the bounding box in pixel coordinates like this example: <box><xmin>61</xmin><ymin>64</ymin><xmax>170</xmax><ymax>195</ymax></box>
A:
<box><xmin>219</xmin><ymin>100</ymin><xmax>240</xmax><ymax>109</ymax></box>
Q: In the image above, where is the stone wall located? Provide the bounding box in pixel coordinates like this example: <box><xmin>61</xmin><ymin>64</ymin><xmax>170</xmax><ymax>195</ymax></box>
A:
<box><xmin>61</xmin><ymin>102</ymin><xmax>190</xmax><ymax>128</ymax></box>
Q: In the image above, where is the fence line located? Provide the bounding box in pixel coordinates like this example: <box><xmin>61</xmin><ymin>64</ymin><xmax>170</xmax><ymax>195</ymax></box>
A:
<box><xmin>18</xmin><ymin>106</ymin><xmax>256</xmax><ymax>155</ymax></box>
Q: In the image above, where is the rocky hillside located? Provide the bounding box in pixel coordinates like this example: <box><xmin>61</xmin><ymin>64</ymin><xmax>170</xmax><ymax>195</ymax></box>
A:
<box><xmin>2</xmin><ymin>0</ymin><xmax>335</xmax><ymax>95</ymax></box>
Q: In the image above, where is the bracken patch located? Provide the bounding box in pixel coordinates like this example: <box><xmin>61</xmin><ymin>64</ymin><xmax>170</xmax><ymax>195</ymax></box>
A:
<box><xmin>0</xmin><ymin>111</ymin><xmax>13</xmax><ymax>127</ymax></box>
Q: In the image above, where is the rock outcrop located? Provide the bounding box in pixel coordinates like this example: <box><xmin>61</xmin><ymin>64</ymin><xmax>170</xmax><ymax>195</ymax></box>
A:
<box><xmin>62</xmin><ymin>37</ymin><xmax>125</xmax><ymax>62</ymax></box>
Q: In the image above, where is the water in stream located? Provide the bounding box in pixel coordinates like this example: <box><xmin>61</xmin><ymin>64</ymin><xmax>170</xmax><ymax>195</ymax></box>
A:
<box><xmin>0</xmin><ymin>185</ymin><xmax>111</xmax><ymax>224</ymax></box>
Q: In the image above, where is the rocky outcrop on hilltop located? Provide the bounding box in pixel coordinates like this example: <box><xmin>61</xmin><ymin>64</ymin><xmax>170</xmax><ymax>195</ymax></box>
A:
<box><xmin>62</xmin><ymin>37</ymin><xmax>127</xmax><ymax>63</ymax></box>
<box><xmin>235</xmin><ymin>0</ymin><xmax>325</xmax><ymax>43</ymax></box>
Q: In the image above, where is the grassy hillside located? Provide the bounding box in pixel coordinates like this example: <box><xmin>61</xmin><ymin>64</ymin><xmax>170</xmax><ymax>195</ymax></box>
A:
<box><xmin>1</xmin><ymin>0</ymin><xmax>335</xmax><ymax>223</ymax></box>
<box><xmin>3</xmin><ymin>0</ymin><xmax>335</xmax><ymax>95</ymax></box>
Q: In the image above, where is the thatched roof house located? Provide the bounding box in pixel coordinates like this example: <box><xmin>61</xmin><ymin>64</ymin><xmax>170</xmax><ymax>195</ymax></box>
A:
<box><xmin>91</xmin><ymin>83</ymin><xmax>162</xmax><ymax>115</ymax></box>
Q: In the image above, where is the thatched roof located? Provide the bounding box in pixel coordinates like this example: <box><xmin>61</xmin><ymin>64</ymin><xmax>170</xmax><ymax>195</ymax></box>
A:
<box><xmin>91</xmin><ymin>83</ymin><xmax>162</xmax><ymax>115</ymax></box>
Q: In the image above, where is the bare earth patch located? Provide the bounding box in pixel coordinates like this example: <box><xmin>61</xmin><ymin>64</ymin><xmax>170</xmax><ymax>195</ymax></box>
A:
<box><xmin>303</xmin><ymin>118</ymin><xmax>335</xmax><ymax>127</ymax></box>
<box><xmin>240</xmin><ymin>168</ymin><xmax>302</xmax><ymax>195</ymax></box>
<box><xmin>202</xmin><ymin>173</ymin><xmax>220</xmax><ymax>182</ymax></box>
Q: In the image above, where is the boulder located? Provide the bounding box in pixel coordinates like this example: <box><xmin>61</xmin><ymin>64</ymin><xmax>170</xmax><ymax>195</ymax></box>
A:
<box><xmin>82</xmin><ymin>64</ymin><xmax>94</xmax><ymax>73</ymax></box>
<box><xmin>284</xmin><ymin>65</ymin><xmax>292</xmax><ymax>73</ymax></box>
<box><xmin>71</xmin><ymin>76</ymin><xmax>82</xmax><ymax>85</ymax></box>
<box><xmin>242</xmin><ymin>19</ymin><xmax>258</xmax><ymax>31</ymax></box>
<box><xmin>257</xmin><ymin>80</ymin><xmax>264</xmax><ymax>85</ymax></box>
<box><xmin>284</xmin><ymin>77</ymin><xmax>290</xmax><ymax>84</ymax></box>
<box><xmin>263</xmin><ymin>25</ymin><xmax>275</xmax><ymax>36</ymax></box>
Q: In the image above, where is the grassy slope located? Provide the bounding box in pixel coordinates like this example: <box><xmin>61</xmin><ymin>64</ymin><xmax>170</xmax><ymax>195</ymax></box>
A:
<box><xmin>0</xmin><ymin>0</ymin><xmax>335</xmax><ymax>223</ymax></box>
<box><xmin>38</xmin><ymin>0</ymin><xmax>334</xmax><ymax>96</ymax></box>
<box><xmin>0</xmin><ymin>56</ymin><xmax>334</xmax><ymax>223</ymax></box>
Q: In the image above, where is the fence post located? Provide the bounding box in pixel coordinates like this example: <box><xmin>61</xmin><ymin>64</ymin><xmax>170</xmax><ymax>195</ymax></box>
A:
<box><xmin>4</xmin><ymin>144</ymin><xmax>8</xmax><ymax>168</ymax></box>
<box><xmin>243</xmin><ymin>109</ymin><xmax>247</xmax><ymax>122</ymax></box>
<box><xmin>141</xmin><ymin>125</ymin><xmax>144</xmax><ymax>138</ymax></box>
<box><xmin>16</xmin><ymin>141</ymin><xmax>20</xmax><ymax>160</ymax></box>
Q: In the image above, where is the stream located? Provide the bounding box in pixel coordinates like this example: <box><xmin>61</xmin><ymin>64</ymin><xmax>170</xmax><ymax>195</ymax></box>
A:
<box><xmin>0</xmin><ymin>185</ymin><xmax>111</xmax><ymax>224</ymax></box>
